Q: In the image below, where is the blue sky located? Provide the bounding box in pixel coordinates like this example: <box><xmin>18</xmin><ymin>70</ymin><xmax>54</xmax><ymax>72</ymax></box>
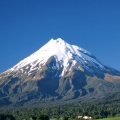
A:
<box><xmin>0</xmin><ymin>0</ymin><xmax>120</xmax><ymax>72</ymax></box>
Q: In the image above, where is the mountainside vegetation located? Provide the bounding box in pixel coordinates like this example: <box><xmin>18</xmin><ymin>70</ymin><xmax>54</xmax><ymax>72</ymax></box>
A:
<box><xmin>0</xmin><ymin>91</ymin><xmax>120</xmax><ymax>120</ymax></box>
<box><xmin>99</xmin><ymin>118</ymin><xmax>120</xmax><ymax>120</ymax></box>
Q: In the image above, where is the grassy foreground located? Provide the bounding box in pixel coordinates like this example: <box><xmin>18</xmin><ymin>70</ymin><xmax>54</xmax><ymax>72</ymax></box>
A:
<box><xmin>98</xmin><ymin>117</ymin><xmax>120</xmax><ymax>120</ymax></box>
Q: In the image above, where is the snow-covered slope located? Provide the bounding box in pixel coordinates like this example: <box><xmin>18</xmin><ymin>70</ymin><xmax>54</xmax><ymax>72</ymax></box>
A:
<box><xmin>4</xmin><ymin>38</ymin><xmax>110</xmax><ymax>76</ymax></box>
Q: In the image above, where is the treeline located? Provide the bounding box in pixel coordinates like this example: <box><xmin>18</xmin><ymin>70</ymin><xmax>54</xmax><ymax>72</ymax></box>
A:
<box><xmin>1</xmin><ymin>102</ymin><xmax>120</xmax><ymax>120</ymax></box>
<box><xmin>0</xmin><ymin>113</ymin><xmax>15</xmax><ymax>120</ymax></box>
<box><xmin>0</xmin><ymin>113</ymin><xmax>49</xmax><ymax>120</ymax></box>
<box><xmin>0</xmin><ymin>91</ymin><xmax>120</xmax><ymax>120</ymax></box>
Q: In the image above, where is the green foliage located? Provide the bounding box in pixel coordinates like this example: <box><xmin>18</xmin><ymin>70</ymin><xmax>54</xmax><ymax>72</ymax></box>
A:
<box><xmin>98</xmin><ymin>117</ymin><xmax>120</xmax><ymax>120</ymax></box>
<box><xmin>37</xmin><ymin>115</ymin><xmax>49</xmax><ymax>120</ymax></box>
<box><xmin>0</xmin><ymin>91</ymin><xmax>120</xmax><ymax>120</ymax></box>
<box><xmin>29</xmin><ymin>115</ymin><xmax>36</xmax><ymax>120</ymax></box>
<box><xmin>59</xmin><ymin>116</ymin><xmax>68</xmax><ymax>120</ymax></box>
<box><xmin>0</xmin><ymin>114</ymin><xmax>15</xmax><ymax>120</ymax></box>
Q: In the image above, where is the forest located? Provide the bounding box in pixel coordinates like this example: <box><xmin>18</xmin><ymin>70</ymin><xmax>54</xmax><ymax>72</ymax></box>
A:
<box><xmin>0</xmin><ymin>91</ymin><xmax>120</xmax><ymax>120</ymax></box>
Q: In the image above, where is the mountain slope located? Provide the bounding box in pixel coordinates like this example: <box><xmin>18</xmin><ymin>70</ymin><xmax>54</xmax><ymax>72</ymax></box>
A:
<box><xmin>3</xmin><ymin>38</ymin><xmax>120</xmax><ymax>76</ymax></box>
<box><xmin>0</xmin><ymin>38</ymin><xmax>120</xmax><ymax>106</ymax></box>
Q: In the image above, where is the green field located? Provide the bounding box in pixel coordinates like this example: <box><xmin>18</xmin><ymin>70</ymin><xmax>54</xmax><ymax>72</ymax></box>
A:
<box><xmin>99</xmin><ymin>117</ymin><xmax>120</xmax><ymax>120</ymax></box>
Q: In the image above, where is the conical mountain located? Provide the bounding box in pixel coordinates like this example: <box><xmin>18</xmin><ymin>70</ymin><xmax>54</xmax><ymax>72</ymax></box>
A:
<box><xmin>0</xmin><ymin>38</ymin><xmax>120</xmax><ymax>106</ymax></box>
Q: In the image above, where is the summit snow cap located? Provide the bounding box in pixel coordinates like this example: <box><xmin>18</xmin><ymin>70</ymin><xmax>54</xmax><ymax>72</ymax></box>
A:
<box><xmin>6</xmin><ymin>38</ymin><xmax>105</xmax><ymax>75</ymax></box>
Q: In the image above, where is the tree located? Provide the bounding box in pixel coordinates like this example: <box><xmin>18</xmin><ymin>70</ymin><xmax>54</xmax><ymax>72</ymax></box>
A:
<box><xmin>37</xmin><ymin>115</ymin><xmax>49</xmax><ymax>120</ymax></box>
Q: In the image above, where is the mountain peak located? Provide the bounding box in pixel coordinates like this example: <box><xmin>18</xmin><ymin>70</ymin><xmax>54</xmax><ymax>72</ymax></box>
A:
<box><xmin>44</xmin><ymin>38</ymin><xmax>66</xmax><ymax>49</ymax></box>
<box><xmin>3</xmin><ymin>38</ymin><xmax>120</xmax><ymax>77</ymax></box>
<box><xmin>4</xmin><ymin>38</ymin><xmax>100</xmax><ymax>73</ymax></box>
<box><xmin>52</xmin><ymin>38</ymin><xmax>65</xmax><ymax>43</ymax></box>
<box><xmin>47</xmin><ymin>38</ymin><xmax>65</xmax><ymax>44</ymax></box>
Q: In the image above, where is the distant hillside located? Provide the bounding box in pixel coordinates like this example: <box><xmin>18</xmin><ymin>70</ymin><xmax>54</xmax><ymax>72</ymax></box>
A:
<box><xmin>0</xmin><ymin>91</ymin><xmax>120</xmax><ymax>120</ymax></box>
<box><xmin>99</xmin><ymin>90</ymin><xmax>120</xmax><ymax>103</ymax></box>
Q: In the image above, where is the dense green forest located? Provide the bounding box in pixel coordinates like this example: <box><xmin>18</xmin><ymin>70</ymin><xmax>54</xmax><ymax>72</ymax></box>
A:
<box><xmin>0</xmin><ymin>91</ymin><xmax>120</xmax><ymax>120</ymax></box>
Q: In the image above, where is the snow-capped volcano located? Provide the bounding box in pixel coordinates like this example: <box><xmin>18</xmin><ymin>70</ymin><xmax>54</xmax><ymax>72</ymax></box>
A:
<box><xmin>4</xmin><ymin>38</ymin><xmax>114</xmax><ymax>76</ymax></box>
<box><xmin>0</xmin><ymin>38</ymin><xmax>120</xmax><ymax>106</ymax></box>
